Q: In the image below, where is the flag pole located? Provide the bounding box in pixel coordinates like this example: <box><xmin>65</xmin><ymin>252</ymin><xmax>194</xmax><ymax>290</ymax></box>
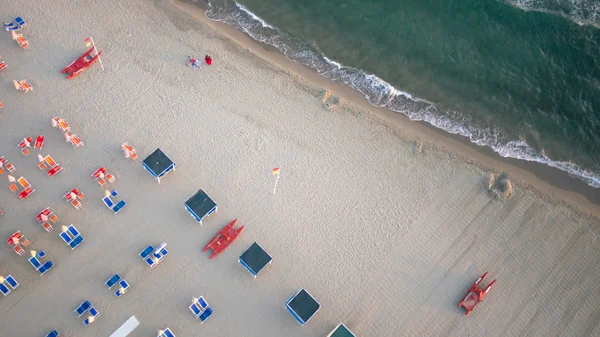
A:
<box><xmin>272</xmin><ymin>167</ymin><xmax>281</xmax><ymax>194</ymax></box>
<box><xmin>90</xmin><ymin>36</ymin><xmax>104</xmax><ymax>71</ymax></box>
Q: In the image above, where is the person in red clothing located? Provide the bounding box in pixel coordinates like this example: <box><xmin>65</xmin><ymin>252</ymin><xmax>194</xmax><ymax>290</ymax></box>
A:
<box><xmin>205</xmin><ymin>55</ymin><xmax>212</xmax><ymax>65</ymax></box>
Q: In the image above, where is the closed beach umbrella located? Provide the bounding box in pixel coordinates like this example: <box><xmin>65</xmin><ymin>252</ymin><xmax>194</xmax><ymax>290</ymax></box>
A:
<box><xmin>41</xmin><ymin>214</ymin><xmax>48</xmax><ymax>221</ymax></box>
<box><xmin>30</xmin><ymin>250</ymin><xmax>36</xmax><ymax>257</ymax></box>
<box><xmin>98</xmin><ymin>171</ymin><xmax>105</xmax><ymax>179</ymax></box>
<box><xmin>61</xmin><ymin>225</ymin><xmax>68</xmax><ymax>232</ymax></box>
<box><xmin>119</xmin><ymin>287</ymin><xmax>126</xmax><ymax>294</ymax></box>
<box><xmin>37</xmin><ymin>154</ymin><xmax>44</xmax><ymax>162</ymax></box>
<box><xmin>8</xmin><ymin>175</ymin><xmax>15</xmax><ymax>183</ymax></box>
<box><xmin>51</xmin><ymin>118</ymin><xmax>58</xmax><ymax>127</ymax></box>
<box><xmin>70</xmin><ymin>192</ymin><xmax>77</xmax><ymax>200</ymax></box>
<box><xmin>23</xmin><ymin>138</ymin><xmax>30</xmax><ymax>147</ymax></box>
<box><xmin>192</xmin><ymin>297</ymin><xmax>198</xmax><ymax>304</ymax></box>
<box><xmin>87</xmin><ymin>315</ymin><xmax>95</xmax><ymax>323</ymax></box>
<box><xmin>64</xmin><ymin>133</ymin><xmax>71</xmax><ymax>142</ymax></box>
<box><xmin>0</xmin><ymin>276</ymin><xmax>4</xmax><ymax>283</ymax></box>
<box><xmin>105</xmin><ymin>190</ymin><xmax>111</xmax><ymax>198</ymax></box>
<box><xmin>157</xmin><ymin>330</ymin><xmax>164</xmax><ymax>337</ymax></box>
<box><xmin>12</xmin><ymin>236</ymin><xmax>19</xmax><ymax>244</ymax></box>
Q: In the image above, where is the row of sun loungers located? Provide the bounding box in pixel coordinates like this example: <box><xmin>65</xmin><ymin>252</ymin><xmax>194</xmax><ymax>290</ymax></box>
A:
<box><xmin>38</xmin><ymin>154</ymin><xmax>64</xmax><ymax>177</ymax></box>
<box><xmin>105</xmin><ymin>273</ymin><xmax>130</xmax><ymax>297</ymax></box>
<box><xmin>64</xmin><ymin>188</ymin><xmax>84</xmax><ymax>210</ymax></box>
<box><xmin>6</xmin><ymin>231</ymin><xmax>31</xmax><ymax>255</ymax></box>
<box><xmin>29</xmin><ymin>250</ymin><xmax>54</xmax><ymax>275</ymax></box>
<box><xmin>59</xmin><ymin>225</ymin><xmax>84</xmax><ymax>250</ymax></box>
<box><xmin>92</xmin><ymin>166</ymin><xmax>115</xmax><ymax>186</ymax></box>
<box><xmin>139</xmin><ymin>242</ymin><xmax>169</xmax><ymax>268</ymax></box>
<box><xmin>13</xmin><ymin>79</ymin><xmax>32</xmax><ymax>91</ymax></box>
<box><xmin>3</xmin><ymin>17</ymin><xmax>26</xmax><ymax>31</ymax></box>
<box><xmin>189</xmin><ymin>296</ymin><xmax>214</xmax><ymax>323</ymax></box>
<box><xmin>37</xmin><ymin>207</ymin><xmax>60</xmax><ymax>232</ymax></box>
<box><xmin>18</xmin><ymin>135</ymin><xmax>44</xmax><ymax>156</ymax></box>
<box><xmin>102</xmin><ymin>189</ymin><xmax>127</xmax><ymax>214</ymax></box>
<box><xmin>0</xmin><ymin>275</ymin><xmax>19</xmax><ymax>296</ymax></box>
<box><xmin>0</xmin><ymin>156</ymin><xmax>16</xmax><ymax>174</ymax></box>
<box><xmin>7</xmin><ymin>175</ymin><xmax>35</xmax><ymax>199</ymax></box>
<box><xmin>74</xmin><ymin>300</ymin><xmax>100</xmax><ymax>325</ymax></box>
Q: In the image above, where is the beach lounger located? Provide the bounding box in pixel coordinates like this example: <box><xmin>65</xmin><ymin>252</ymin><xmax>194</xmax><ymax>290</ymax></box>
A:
<box><xmin>140</xmin><ymin>245</ymin><xmax>154</xmax><ymax>259</ymax></box>
<box><xmin>5</xmin><ymin>162</ymin><xmax>15</xmax><ymax>172</ymax></box>
<box><xmin>199</xmin><ymin>307</ymin><xmax>213</xmax><ymax>323</ymax></box>
<box><xmin>60</xmin><ymin>231</ymin><xmax>72</xmax><ymax>245</ymax></box>
<box><xmin>115</xmin><ymin>280</ymin><xmax>129</xmax><ymax>297</ymax></box>
<box><xmin>38</xmin><ymin>161</ymin><xmax>47</xmax><ymax>171</ymax></box>
<box><xmin>48</xmin><ymin>165</ymin><xmax>63</xmax><ymax>177</ymax></box>
<box><xmin>75</xmin><ymin>300</ymin><xmax>91</xmax><ymax>317</ymax></box>
<box><xmin>5</xmin><ymin>275</ymin><xmax>19</xmax><ymax>289</ymax></box>
<box><xmin>42</xmin><ymin>222</ymin><xmax>53</xmax><ymax>232</ymax></box>
<box><xmin>21</xmin><ymin>235</ymin><xmax>30</xmax><ymax>246</ymax></box>
<box><xmin>29</xmin><ymin>256</ymin><xmax>42</xmax><ymax>270</ymax></box>
<box><xmin>19</xmin><ymin>187</ymin><xmax>34</xmax><ymax>200</ymax></box>
<box><xmin>46</xmin><ymin>330</ymin><xmax>59</xmax><ymax>337</ymax></box>
<box><xmin>69</xmin><ymin>235</ymin><xmax>84</xmax><ymax>249</ymax></box>
<box><xmin>34</xmin><ymin>135</ymin><xmax>44</xmax><ymax>149</ymax></box>
<box><xmin>0</xmin><ymin>283</ymin><xmax>10</xmax><ymax>296</ymax></box>
<box><xmin>39</xmin><ymin>261</ymin><xmax>53</xmax><ymax>275</ymax></box>
<box><xmin>3</xmin><ymin>22</ymin><xmax>19</xmax><ymax>31</ymax></box>
<box><xmin>68</xmin><ymin>225</ymin><xmax>80</xmax><ymax>237</ymax></box>
<box><xmin>105</xmin><ymin>173</ymin><xmax>115</xmax><ymax>183</ymax></box>
<box><xmin>14</xmin><ymin>17</ymin><xmax>26</xmax><ymax>28</ymax></box>
<box><xmin>189</xmin><ymin>302</ymin><xmax>202</xmax><ymax>317</ymax></box>
<box><xmin>17</xmin><ymin>176</ymin><xmax>30</xmax><ymax>189</ymax></box>
<box><xmin>112</xmin><ymin>200</ymin><xmax>127</xmax><ymax>214</ymax></box>
<box><xmin>49</xmin><ymin>213</ymin><xmax>59</xmax><ymax>223</ymax></box>
<box><xmin>72</xmin><ymin>199</ymin><xmax>82</xmax><ymax>210</ymax></box>
<box><xmin>37</xmin><ymin>250</ymin><xmax>46</xmax><ymax>258</ymax></box>
<box><xmin>70</xmin><ymin>135</ymin><xmax>84</xmax><ymax>148</ymax></box>
<box><xmin>105</xmin><ymin>274</ymin><xmax>121</xmax><ymax>288</ymax></box>
<box><xmin>102</xmin><ymin>196</ymin><xmax>114</xmax><ymax>209</ymax></box>
<box><xmin>13</xmin><ymin>245</ymin><xmax>24</xmax><ymax>255</ymax></box>
<box><xmin>8</xmin><ymin>183</ymin><xmax>18</xmax><ymax>192</ymax></box>
<box><xmin>83</xmin><ymin>307</ymin><xmax>99</xmax><ymax>325</ymax></box>
<box><xmin>44</xmin><ymin>155</ymin><xmax>57</xmax><ymax>167</ymax></box>
<box><xmin>161</xmin><ymin>328</ymin><xmax>175</xmax><ymax>337</ymax></box>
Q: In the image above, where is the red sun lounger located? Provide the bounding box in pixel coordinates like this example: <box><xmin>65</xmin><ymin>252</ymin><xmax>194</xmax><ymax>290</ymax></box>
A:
<box><xmin>458</xmin><ymin>272</ymin><xmax>496</xmax><ymax>316</ymax></box>
<box><xmin>61</xmin><ymin>47</ymin><xmax>102</xmax><ymax>80</ymax></box>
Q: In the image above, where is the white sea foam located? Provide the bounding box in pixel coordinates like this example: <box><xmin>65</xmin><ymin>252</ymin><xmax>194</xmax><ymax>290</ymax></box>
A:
<box><xmin>205</xmin><ymin>1</ymin><xmax>600</xmax><ymax>188</ymax></box>
<box><xmin>502</xmin><ymin>0</ymin><xmax>600</xmax><ymax>28</ymax></box>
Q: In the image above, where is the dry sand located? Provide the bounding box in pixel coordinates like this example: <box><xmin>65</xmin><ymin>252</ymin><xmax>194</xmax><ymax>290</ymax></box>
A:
<box><xmin>1</xmin><ymin>0</ymin><xmax>600</xmax><ymax>336</ymax></box>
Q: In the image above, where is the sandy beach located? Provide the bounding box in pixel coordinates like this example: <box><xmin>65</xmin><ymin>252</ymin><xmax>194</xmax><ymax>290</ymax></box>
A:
<box><xmin>1</xmin><ymin>0</ymin><xmax>600</xmax><ymax>336</ymax></box>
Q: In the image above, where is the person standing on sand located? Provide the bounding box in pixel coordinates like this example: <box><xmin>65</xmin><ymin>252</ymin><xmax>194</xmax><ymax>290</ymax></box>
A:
<box><xmin>205</xmin><ymin>55</ymin><xmax>212</xmax><ymax>65</ymax></box>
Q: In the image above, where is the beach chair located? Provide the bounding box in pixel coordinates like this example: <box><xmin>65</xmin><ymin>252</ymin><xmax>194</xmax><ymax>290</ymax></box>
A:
<box><xmin>71</xmin><ymin>199</ymin><xmax>82</xmax><ymax>210</ymax></box>
<box><xmin>83</xmin><ymin>307</ymin><xmax>99</xmax><ymax>325</ymax></box>
<box><xmin>19</xmin><ymin>187</ymin><xmax>35</xmax><ymax>200</ymax></box>
<box><xmin>67</xmin><ymin>225</ymin><xmax>80</xmax><ymax>237</ymax></box>
<box><xmin>42</xmin><ymin>222</ymin><xmax>53</xmax><ymax>232</ymax></box>
<box><xmin>20</xmin><ymin>235</ymin><xmax>30</xmax><ymax>247</ymax></box>
<box><xmin>113</xmin><ymin>200</ymin><xmax>127</xmax><ymax>214</ymax></box>
<box><xmin>39</xmin><ymin>261</ymin><xmax>53</xmax><ymax>275</ymax></box>
<box><xmin>105</xmin><ymin>173</ymin><xmax>115</xmax><ymax>183</ymax></box>
<box><xmin>17</xmin><ymin>176</ymin><xmax>30</xmax><ymax>189</ymax></box>
<box><xmin>115</xmin><ymin>280</ymin><xmax>129</xmax><ymax>297</ymax></box>
<box><xmin>105</xmin><ymin>274</ymin><xmax>121</xmax><ymax>289</ymax></box>
<box><xmin>5</xmin><ymin>275</ymin><xmax>19</xmax><ymax>290</ymax></box>
<box><xmin>14</xmin><ymin>17</ymin><xmax>26</xmax><ymax>28</ymax></box>
<box><xmin>70</xmin><ymin>135</ymin><xmax>84</xmax><ymax>148</ymax></box>
<box><xmin>46</xmin><ymin>330</ymin><xmax>60</xmax><ymax>337</ymax></box>
<box><xmin>160</xmin><ymin>328</ymin><xmax>176</xmax><ymax>337</ymax></box>
<box><xmin>44</xmin><ymin>155</ymin><xmax>57</xmax><ymax>167</ymax></box>
<box><xmin>12</xmin><ymin>32</ymin><xmax>29</xmax><ymax>49</ymax></box>
<box><xmin>69</xmin><ymin>235</ymin><xmax>84</xmax><ymax>249</ymax></box>
<box><xmin>8</xmin><ymin>183</ymin><xmax>18</xmax><ymax>192</ymax></box>
<box><xmin>48</xmin><ymin>165</ymin><xmax>63</xmax><ymax>177</ymax></box>
<box><xmin>49</xmin><ymin>213</ymin><xmax>59</xmax><ymax>223</ymax></box>
<box><xmin>0</xmin><ymin>61</ymin><xmax>6</xmax><ymax>71</ymax></box>
<box><xmin>3</xmin><ymin>22</ymin><xmax>19</xmax><ymax>31</ymax></box>
<box><xmin>0</xmin><ymin>283</ymin><xmax>10</xmax><ymax>296</ymax></box>
<box><xmin>38</xmin><ymin>250</ymin><xmax>46</xmax><ymax>258</ymax></box>
<box><xmin>29</xmin><ymin>256</ymin><xmax>42</xmax><ymax>270</ymax></box>
<box><xmin>59</xmin><ymin>231</ymin><xmax>72</xmax><ymax>245</ymax></box>
<box><xmin>34</xmin><ymin>135</ymin><xmax>45</xmax><ymax>149</ymax></box>
<box><xmin>102</xmin><ymin>196</ymin><xmax>115</xmax><ymax>209</ymax></box>
<box><xmin>75</xmin><ymin>300</ymin><xmax>91</xmax><ymax>317</ymax></box>
<box><xmin>38</xmin><ymin>161</ymin><xmax>47</xmax><ymax>171</ymax></box>
<box><xmin>13</xmin><ymin>245</ymin><xmax>24</xmax><ymax>255</ymax></box>
<box><xmin>5</xmin><ymin>162</ymin><xmax>15</xmax><ymax>172</ymax></box>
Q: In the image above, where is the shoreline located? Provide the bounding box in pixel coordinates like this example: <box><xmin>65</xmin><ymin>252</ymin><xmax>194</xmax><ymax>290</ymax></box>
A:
<box><xmin>172</xmin><ymin>0</ymin><xmax>600</xmax><ymax>218</ymax></box>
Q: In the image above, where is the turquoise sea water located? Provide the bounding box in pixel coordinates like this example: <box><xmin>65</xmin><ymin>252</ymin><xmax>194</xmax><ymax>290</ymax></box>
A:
<box><xmin>203</xmin><ymin>0</ymin><xmax>600</xmax><ymax>187</ymax></box>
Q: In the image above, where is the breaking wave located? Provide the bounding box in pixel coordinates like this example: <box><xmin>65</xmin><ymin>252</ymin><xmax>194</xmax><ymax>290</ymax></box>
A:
<box><xmin>204</xmin><ymin>1</ymin><xmax>600</xmax><ymax>188</ymax></box>
<box><xmin>501</xmin><ymin>0</ymin><xmax>600</xmax><ymax>28</ymax></box>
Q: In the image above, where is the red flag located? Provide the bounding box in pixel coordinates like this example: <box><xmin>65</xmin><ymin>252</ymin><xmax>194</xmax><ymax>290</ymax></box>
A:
<box><xmin>272</xmin><ymin>167</ymin><xmax>280</xmax><ymax>175</ymax></box>
<box><xmin>84</xmin><ymin>37</ymin><xmax>92</xmax><ymax>47</ymax></box>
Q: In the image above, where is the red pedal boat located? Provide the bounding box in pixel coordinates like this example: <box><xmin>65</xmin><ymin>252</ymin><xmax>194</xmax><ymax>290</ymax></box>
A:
<box><xmin>203</xmin><ymin>219</ymin><xmax>244</xmax><ymax>259</ymax></box>
<box><xmin>61</xmin><ymin>47</ymin><xmax>102</xmax><ymax>80</ymax></box>
<box><xmin>458</xmin><ymin>272</ymin><xmax>496</xmax><ymax>316</ymax></box>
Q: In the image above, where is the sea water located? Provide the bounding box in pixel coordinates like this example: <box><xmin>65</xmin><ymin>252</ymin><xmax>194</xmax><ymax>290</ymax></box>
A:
<box><xmin>202</xmin><ymin>0</ymin><xmax>600</xmax><ymax>187</ymax></box>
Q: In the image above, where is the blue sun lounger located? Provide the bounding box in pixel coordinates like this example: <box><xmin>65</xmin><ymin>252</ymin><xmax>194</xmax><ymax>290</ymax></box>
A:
<box><xmin>5</xmin><ymin>275</ymin><xmax>19</xmax><ymax>289</ymax></box>
<box><xmin>83</xmin><ymin>307</ymin><xmax>99</xmax><ymax>325</ymax></box>
<box><xmin>115</xmin><ymin>280</ymin><xmax>130</xmax><ymax>297</ymax></box>
<box><xmin>0</xmin><ymin>283</ymin><xmax>10</xmax><ymax>296</ymax></box>
<box><xmin>106</xmin><ymin>274</ymin><xmax>121</xmax><ymax>288</ymax></box>
<box><xmin>29</xmin><ymin>256</ymin><xmax>42</xmax><ymax>270</ymax></box>
<box><xmin>68</xmin><ymin>225</ymin><xmax>80</xmax><ymax>237</ymax></box>
<box><xmin>3</xmin><ymin>22</ymin><xmax>19</xmax><ymax>31</ymax></box>
<box><xmin>60</xmin><ymin>231</ymin><xmax>72</xmax><ymax>245</ymax></box>
<box><xmin>14</xmin><ymin>17</ymin><xmax>26</xmax><ymax>28</ymax></box>
<box><xmin>161</xmin><ymin>328</ymin><xmax>175</xmax><ymax>337</ymax></box>
<box><xmin>75</xmin><ymin>300</ymin><xmax>91</xmax><ymax>317</ymax></box>
<box><xmin>46</xmin><ymin>330</ymin><xmax>59</xmax><ymax>337</ymax></box>
<box><xmin>103</xmin><ymin>197</ymin><xmax>114</xmax><ymax>209</ymax></box>
<box><xmin>69</xmin><ymin>235</ymin><xmax>84</xmax><ymax>249</ymax></box>
<box><xmin>38</xmin><ymin>261</ymin><xmax>53</xmax><ymax>275</ymax></box>
<box><xmin>112</xmin><ymin>200</ymin><xmax>127</xmax><ymax>214</ymax></box>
